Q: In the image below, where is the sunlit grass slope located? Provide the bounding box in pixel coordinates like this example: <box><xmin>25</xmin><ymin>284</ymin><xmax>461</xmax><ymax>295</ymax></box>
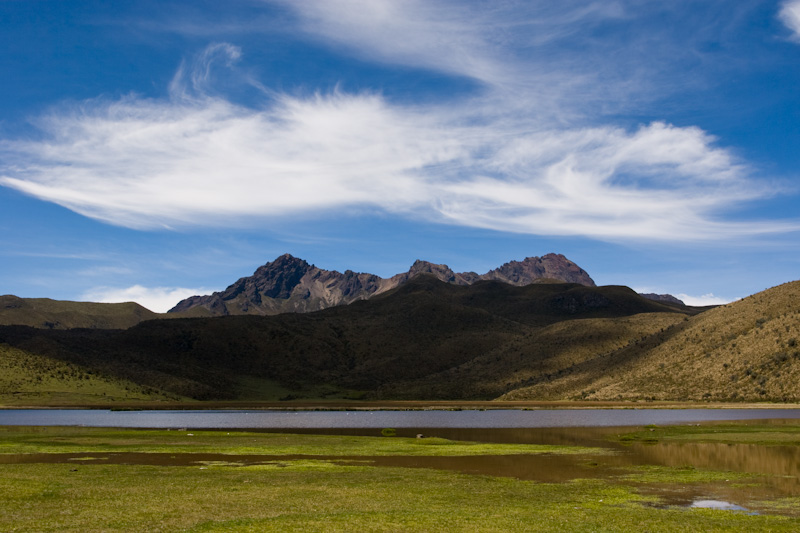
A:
<box><xmin>503</xmin><ymin>280</ymin><xmax>800</xmax><ymax>402</ymax></box>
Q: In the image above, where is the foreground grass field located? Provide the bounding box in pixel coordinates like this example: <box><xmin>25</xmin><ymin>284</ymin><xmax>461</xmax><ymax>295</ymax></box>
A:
<box><xmin>1</xmin><ymin>425</ymin><xmax>799</xmax><ymax>532</ymax></box>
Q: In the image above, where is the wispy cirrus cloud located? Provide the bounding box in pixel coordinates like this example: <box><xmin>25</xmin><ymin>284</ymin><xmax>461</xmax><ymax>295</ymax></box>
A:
<box><xmin>266</xmin><ymin>0</ymin><xmax>513</xmax><ymax>86</ymax></box>
<box><xmin>2</xmin><ymin>86</ymin><xmax>788</xmax><ymax>240</ymax></box>
<box><xmin>780</xmin><ymin>0</ymin><xmax>800</xmax><ymax>40</ymax></box>
<box><xmin>1</xmin><ymin>1</ymin><xmax>797</xmax><ymax>242</ymax></box>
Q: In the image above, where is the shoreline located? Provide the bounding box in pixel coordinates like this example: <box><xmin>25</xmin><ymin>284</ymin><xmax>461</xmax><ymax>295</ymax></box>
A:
<box><xmin>4</xmin><ymin>400</ymin><xmax>800</xmax><ymax>411</ymax></box>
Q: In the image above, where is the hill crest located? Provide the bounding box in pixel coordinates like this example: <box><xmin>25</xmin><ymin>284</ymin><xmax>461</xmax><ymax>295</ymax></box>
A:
<box><xmin>0</xmin><ymin>295</ymin><xmax>158</xmax><ymax>330</ymax></box>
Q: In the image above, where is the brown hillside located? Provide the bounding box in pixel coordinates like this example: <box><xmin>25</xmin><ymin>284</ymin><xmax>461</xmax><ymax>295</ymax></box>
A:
<box><xmin>501</xmin><ymin>280</ymin><xmax>800</xmax><ymax>402</ymax></box>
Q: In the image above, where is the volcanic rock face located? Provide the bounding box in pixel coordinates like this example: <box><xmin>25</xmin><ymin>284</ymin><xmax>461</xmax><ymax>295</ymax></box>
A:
<box><xmin>169</xmin><ymin>253</ymin><xmax>596</xmax><ymax>316</ymax></box>
<box><xmin>484</xmin><ymin>255</ymin><xmax>595</xmax><ymax>286</ymax></box>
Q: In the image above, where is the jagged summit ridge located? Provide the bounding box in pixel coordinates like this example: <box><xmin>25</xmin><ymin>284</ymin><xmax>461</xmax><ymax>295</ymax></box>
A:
<box><xmin>169</xmin><ymin>253</ymin><xmax>596</xmax><ymax>316</ymax></box>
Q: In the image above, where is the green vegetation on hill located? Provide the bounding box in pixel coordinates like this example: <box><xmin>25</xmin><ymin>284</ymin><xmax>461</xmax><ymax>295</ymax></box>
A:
<box><xmin>0</xmin><ymin>276</ymin><xmax>702</xmax><ymax>403</ymax></box>
<box><xmin>0</xmin><ymin>295</ymin><xmax>159</xmax><ymax>330</ymax></box>
<box><xmin>8</xmin><ymin>276</ymin><xmax>799</xmax><ymax>404</ymax></box>
<box><xmin>502</xmin><ymin>280</ymin><xmax>800</xmax><ymax>402</ymax></box>
<box><xmin>0</xmin><ymin>344</ymin><xmax>179</xmax><ymax>405</ymax></box>
<box><xmin>377</xmin><ymin>312</ymin><xmax>687</xmax><ymax>399</ymax></box>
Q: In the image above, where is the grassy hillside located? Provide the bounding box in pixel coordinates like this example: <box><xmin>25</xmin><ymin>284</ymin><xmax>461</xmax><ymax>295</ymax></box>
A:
<box><xmin>375</xmin><ymin>312</ymin><xmax>687</xmax><ymax>399</ymax></box>
<box><xmin>502</xmin><ymin>280</ymin><xmax>800</xmax><ymax>402</ymax></box>
<box><xmin>0</xmin><ymin>295</ymin><xmax>159</xmax><ymax>329</ymax></box>
<box><xmin>0</xmin><ymin>343</ymin><xmax>179</xmax><ymax>405</ymax></box>
<box><xmin>0</xmin><ymin>276</ymin><xmax>697</xmax><ymax>402</ymax></box>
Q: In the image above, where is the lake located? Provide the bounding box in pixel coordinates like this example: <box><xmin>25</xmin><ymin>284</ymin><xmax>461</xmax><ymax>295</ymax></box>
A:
<box><xmin>1</xmin><ymin>407</ymin><xmax>799</xmax><ymax>429</ymax></box>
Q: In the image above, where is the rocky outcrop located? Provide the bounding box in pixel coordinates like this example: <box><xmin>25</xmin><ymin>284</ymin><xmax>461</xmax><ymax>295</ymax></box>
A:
<box><xmin>169</xmin><ymin>253</ymin><xmax>597</xmax><ymax>316</ymax></box>
<box><xmin>484</xmin><ymin>254</ymin><xmax>595</xmax><ymax>286</ymax></box>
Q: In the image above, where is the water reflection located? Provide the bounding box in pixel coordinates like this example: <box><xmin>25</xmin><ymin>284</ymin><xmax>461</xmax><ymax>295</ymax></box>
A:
<box><xmin>253</xmin><ymin>423</ymin><xmax>800</xmax><ymax>514</ymax></box>
<box><xmin>691</xmin><ymin>500</ymin><xmax>750</xmax><ymax>512</ymax></box>
<box><xmin>632</xmin><ymin>441</ymin><xmax>800</xmax><ymax>481</ymax></box>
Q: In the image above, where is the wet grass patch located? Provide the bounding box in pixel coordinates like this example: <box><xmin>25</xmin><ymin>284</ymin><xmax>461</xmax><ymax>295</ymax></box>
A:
<box><xmin>619</xmin><ymin>464</ymin><xmax>757</xmax><ymax>484</ymax></box>
<box><xmin>0</xmin><ymin>426</ymin><xmax>604</xmax><ymax>456</ymax></box>
<box><xmin>616</xmin><ymin>420</ymin><xmax>800</xmax><ymax>446</ymax></box>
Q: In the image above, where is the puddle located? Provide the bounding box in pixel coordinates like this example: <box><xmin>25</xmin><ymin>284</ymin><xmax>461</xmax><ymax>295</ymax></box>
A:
<box><xmin>690</xmin><ymin>499</ymin><xmax>750</xmax><ymax>512</ymax></box>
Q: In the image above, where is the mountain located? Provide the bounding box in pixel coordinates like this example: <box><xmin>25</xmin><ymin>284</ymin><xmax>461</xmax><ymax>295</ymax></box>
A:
<box><xmin>0</xmin><ymin>276</ymin><xmax>696</xmax><ymax>402</ymax></box>
<box><xmin>169</xmin><ymin>253</ymin><xmax>596</xmax><ymax>316</ymax></box>
<box><xmin>3</xmin><ymin>275</ymin><xmax>797</xmax><ymax>404</ymax></box>
<box><xmin>0</xmin><ymin>295</ymin><xmax>159</xmax><ymax>330</ymax></box>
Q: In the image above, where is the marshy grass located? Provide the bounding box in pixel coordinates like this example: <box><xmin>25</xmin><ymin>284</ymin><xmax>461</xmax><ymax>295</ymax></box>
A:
<box><xmin>1</xmin><ymin>425</ymin><xmax>799</xmax><ymax>531</ymax></box>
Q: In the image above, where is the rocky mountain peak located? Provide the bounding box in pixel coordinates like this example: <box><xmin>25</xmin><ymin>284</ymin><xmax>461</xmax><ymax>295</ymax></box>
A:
<box><xmin>485</xmin><ymin>253</ymin><xmax>595</xmax><ymax>287</ymax></box>
<box><xmin>251</xmin><ymin>254</ymin><xmax>313</xmax><ymax>299</ymax></box>
<box><xmin>169</xmin><ymin>253</ymin><xmax>597</xmax><ymax>316</ymax></box>
<box><xmin>406</xmin><ymin>260</ymin><xmax>458</xmax><ymax>282</ymax></box>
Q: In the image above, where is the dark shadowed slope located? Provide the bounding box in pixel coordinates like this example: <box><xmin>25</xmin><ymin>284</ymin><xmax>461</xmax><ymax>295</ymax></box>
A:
<box><xmin>0</xmin><ymin>276</ymin><xmax>690</xmax><ymax>402</ymax></box>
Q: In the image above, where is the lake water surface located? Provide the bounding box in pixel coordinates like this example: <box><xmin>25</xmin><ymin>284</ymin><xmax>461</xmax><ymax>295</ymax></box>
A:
<box><xmin>1</xmin><ymin>407</ymin><xmax>799</xmax><ymax>429</ymax></box>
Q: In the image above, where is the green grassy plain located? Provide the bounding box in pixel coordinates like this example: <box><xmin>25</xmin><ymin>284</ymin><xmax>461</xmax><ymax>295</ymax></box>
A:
<box><xmin>0</xmin><ymin>426</ymin><xmax>600</xmax><ymax>457</ymax></box>
<box><xmin>618</xmin><ymin>421</ymin><xmax>800</xmax><ymax>446</ymax></box>
<box><xmin>1</xmin><ymin>425</ymin><xmax>799</xmax><ymax>532</ymax></box>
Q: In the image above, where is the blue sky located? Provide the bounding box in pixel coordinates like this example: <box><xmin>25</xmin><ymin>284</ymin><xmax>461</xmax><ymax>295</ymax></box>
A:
<box><xmin>2</xmin><ymin>0</ymin><xmax>800</xmax><ymax>312</ymax></box>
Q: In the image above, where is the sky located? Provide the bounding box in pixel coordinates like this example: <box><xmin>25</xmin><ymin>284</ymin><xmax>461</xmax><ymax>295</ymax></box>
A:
<box><xmin>1</xmin><ymin>0</ymin><xmax>799</xmax><ymax>312</ymax></box>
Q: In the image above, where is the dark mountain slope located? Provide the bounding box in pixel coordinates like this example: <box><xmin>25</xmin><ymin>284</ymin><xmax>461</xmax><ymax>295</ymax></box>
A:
<box><xmin>0</xmin><ymin>276</ymin><xmax>687</xmax><ymax>401</ymax></box>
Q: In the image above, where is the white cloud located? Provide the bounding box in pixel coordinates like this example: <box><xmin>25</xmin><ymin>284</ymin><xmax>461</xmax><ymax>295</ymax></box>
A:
<box><xmin>0</xmin><ymin>82</ymin><xmax>793</xmax><ymax>241</ymax></box>
<box><xmin>82</xmin><ymin>285</ymin><xmax>207</xmax><ymax>313</ymax></box>
<box><xmin>675</xmin><ymin>293</ymin><xmax>734</xmax><ymax>307</ymax></box>
<box><xmin>169</xmin><ymin>42</ymin><xmax>243</xmax><ymax>100</ymax></box>
<box><xmin>1</xmin><ymin>3</ymin><xmax>798</xmax><ymax>243</ymax></box>
<box><xmin>268</xmin><ymin>0</ymin><xmax>509</xmax><ymax>86</ymax></box>
<box><xmin>267</xmin><ymin>0</ymin><xmax>639</xmax><ymax>114</ymax></box>
<box><xmin>780</xmin><ymin>1</ymin><xmax>800</xmax><ymax>40</ymax></box>
<box><xmin>0</xmin><ymin>88</ymin><xmax>458</xmax><ymax>229</ymax></box>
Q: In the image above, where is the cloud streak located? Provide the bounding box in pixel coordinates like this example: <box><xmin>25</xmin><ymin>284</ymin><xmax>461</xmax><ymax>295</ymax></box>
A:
<box><xmin>82</xmin><ymin>285</ymin><xmax>206</xmax><ymax>313</ymax></box>
<box><xmin>675</xmin><ymin>293</ymin><xmax>734</xmax><ymax>307</ymax></box>
<box><xmin>1</xmin><ymin>1</ymin><xmax>797</xmax><ymax>242</ymax></box>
